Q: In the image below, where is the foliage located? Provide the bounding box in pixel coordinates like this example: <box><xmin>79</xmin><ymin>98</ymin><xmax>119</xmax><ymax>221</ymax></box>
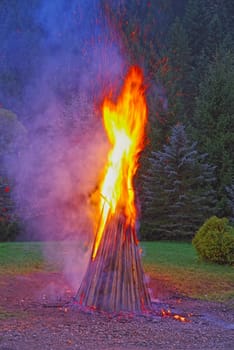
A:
<box><xmin>0</xmin><ymin>176</ymin><xmax>20</xmax><ymax>242</ymax></box>
<box><xmin>163</xmin><ymin>17</ymin><xmax>191</xmax><ymax>119</ymax></box>
<box><xmin>190</xmin><ymin>51</ymin><xmax>234</xmax><ymax>216</ymax></box>
<box><xmin>0</xmin><ymin>108</ymin><xmax>26</xmax><ymax>241</ymax></box>
<box><xmin>145</xmin><ymin>18</ymin><xmax>191</xmax><ymax>152</ymax></box>
<box><xmin>140</xmin><ymin>124</ymin><xmax>216</xmax><ymax>240</ymax></box>
<box><xmin>225</xmin><ymin>184</ymin><xmax>234</xmax><ymax>223</ymax></box>
<box><xmin>0</xmin><ymin>220</ymin><xmax>19</xmax><ymax>242</ymax></box>
<box><xmin>0</xmin><ymin>108</ymin><xmax>26</xmax><ymax>154</ymax></box>
<box><xmin>192</xmin><ymin>216</ymin><xmax>234</xmax><ymax>265</ymax></box>
<box><xmin>102</xmin><ymin>0</ymin><xmax>172</xmax><ymax>68</ymax></box>
<box><xmin>183</xmin><ymin>0</ymin><xmax>234</xmax><ymax>92</ymax></box>
<box><xmin>0</xmin><ymin>0</ymin><xmax>43</xmax><ymax>105</ymax></box>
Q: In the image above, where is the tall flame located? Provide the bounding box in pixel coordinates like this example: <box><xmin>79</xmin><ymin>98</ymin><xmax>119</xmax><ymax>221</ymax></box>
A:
<box><xmin>92</xmin><ymin>66</ymin><xmax>147</xmax><ymax>259</ymax></box>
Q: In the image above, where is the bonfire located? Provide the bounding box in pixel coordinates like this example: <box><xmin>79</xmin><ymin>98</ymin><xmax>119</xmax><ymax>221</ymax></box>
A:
<box><xmin>75</xmin><ymin>66</ymin><xmax>152</xmax><ymax>313</ymax></box>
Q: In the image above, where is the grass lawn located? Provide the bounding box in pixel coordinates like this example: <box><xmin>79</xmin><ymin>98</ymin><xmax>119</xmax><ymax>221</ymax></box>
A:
<box><xmin>142</xmin><ymin>241</ymin><xmax>234</xmax><ymax>302</ymax></box>
<box><xmin>0</xmin><ymin>241</ymin><xmax>233</xmax><ymax>302</ymax></box>
<box><xmin>0</xmin><ymin>242</ymin><xmax>45</xmax><ymax>273</ymax></box>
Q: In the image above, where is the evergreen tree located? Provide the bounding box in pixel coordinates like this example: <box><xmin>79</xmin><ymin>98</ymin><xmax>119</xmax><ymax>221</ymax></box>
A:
<box><xmin>224</xmin><ymin>0</ymin><xmax>234</xmax><ymax>37</ymax></box>
<box><xmin>183</xmin><ymin>0</ymin><xmax>207</xmax><ymax>67</ymax></box>
<box><xmin>0</xmin><ymin>0</ymin><xmax>43</xmax><ymax>108</ymax></box>
<box><xmin>225</xmin><ymin>184</ymin><xmax>234</xmax><ymax>223</ymax></box>
<box><xmin>184</xmin><ymin>0</ymin><xmax>234</xmax><ymax>94</ymax></box>
<box><xmin>102</xmin><ymin>0</ymin><xmax>172</xmax><ymax>71</ymax></box>
<box><xmin>140</xmin><ymin>124</ymin><xmax>216</xmax><ymax>240</ymax></box>
<box><xmin>163</xmin><ymin>17</ymin><xmax>191</xmax><ymax>119</ymax></box>
<box><xmin>201</xmin><ymin>1</ymin><xmax>233</xmax><ymax>78</ymax></box>
<box><xmin>190</xmin><ymin>51</ymin><xmax>234</xmax><ymax>216</ymax></box>
<box><xmin>144</xmin><ymin>18</ymin><xmax>191</xmax><ymax>154</ymax></box>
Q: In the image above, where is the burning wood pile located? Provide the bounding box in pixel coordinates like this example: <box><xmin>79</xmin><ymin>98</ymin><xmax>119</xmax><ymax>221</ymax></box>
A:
<box><xmin>75</xmin><ymin>66</ymin><xmax>152</xmax><ymax>313</ymax></box>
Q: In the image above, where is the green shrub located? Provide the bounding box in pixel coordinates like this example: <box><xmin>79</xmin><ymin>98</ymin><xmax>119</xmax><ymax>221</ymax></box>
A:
<box><xmin>0</xmin><ymin>220</ymin><xmax>20</xmax><ymax>241</ymax></box>
<box><xmin>192</xmin><ymin>216</ymin><xmax>234</xmax><ymax>265</ymax></box>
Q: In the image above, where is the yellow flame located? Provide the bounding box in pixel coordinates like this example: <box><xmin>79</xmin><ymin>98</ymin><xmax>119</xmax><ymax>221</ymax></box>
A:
<box><xmin>92</xmin><ymin>66</ymin><xmax>147</xmax><ymax>259</ymax></box>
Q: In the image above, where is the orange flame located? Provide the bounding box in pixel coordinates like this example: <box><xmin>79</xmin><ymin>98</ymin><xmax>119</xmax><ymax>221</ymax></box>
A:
<box><xmin>92</xmin><ymin>66</ymin><xmax>147</xmax><ymax>259</ymax></box>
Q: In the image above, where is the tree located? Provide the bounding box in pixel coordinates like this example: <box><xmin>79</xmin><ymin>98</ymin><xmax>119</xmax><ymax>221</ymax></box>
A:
<box><xmin>0</xmin><ymin>108</ymin><xmax>26</xmax><ymax>241</ymax></box>
<box><xmin>183</xmin><ymin>0</ymin><xmax>234</xmax><ymax>101</ymax></box>
<box><xmin>162</xmin><ymin>17</ymin><xmax>192</xmax><ymax>119</ymax></box>
<box><xmin>102</xmin><ymin>0</ymin><xmax>173</xmax><ymax>71</ymax></box>
<box><xmin>183</xmin><ymin>0</ymin><xmax>207</xmax><ymax>66</ymax></box>
<box><xmin>225</xmin><ymin>184</ymin><xmax>234</xmax><ymax>223</ymax></box>
<box><xmin>0</xmin><ymin>175</ymin><xmax>20</xmax><ymax>241</ymax></box>
<box><xmin>140</xmin><ymin>124</ymin><xmax>216</xmax><ymax>240</ymax></box>
<box><xmin>190</xmin><ymin>51</ymin><xmax>234</xmax><ymax>216</ymax></box>
<box><xmin>0</xmin><ymin>0</ymin><xmax>43</xmax><ymax>110</ymax></box>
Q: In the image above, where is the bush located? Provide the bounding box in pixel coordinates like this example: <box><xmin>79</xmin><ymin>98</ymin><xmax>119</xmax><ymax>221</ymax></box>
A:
<box><xmin>0</xmin><ymin>220</ymin><xmax>20</xmax><ymax>241</ymax></box>
<box><xmin>192</xmin><ymin>216</ymin><xmax>234</xmax><ymax>265</ymax></box>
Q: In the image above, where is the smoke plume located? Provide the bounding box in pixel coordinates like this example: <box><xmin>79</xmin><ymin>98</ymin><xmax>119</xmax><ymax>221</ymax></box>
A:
<box><xmin>2</xmin><ymin>0</ymin><xmax>125</xmax><ymax>290</ymax></box>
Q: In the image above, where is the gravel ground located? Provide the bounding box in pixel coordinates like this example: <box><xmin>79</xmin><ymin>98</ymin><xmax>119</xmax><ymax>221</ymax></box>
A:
<box><xmin>0</xmin><ymin>272</ymin><xmax>233</xmax><ymax>350</ymax></box>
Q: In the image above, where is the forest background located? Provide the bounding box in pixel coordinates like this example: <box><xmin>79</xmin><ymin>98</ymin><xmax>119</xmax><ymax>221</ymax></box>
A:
<box><xmin>0</xmin><ymin>0</ymin><xmax>233</xmax><ymax>242</ymax></box>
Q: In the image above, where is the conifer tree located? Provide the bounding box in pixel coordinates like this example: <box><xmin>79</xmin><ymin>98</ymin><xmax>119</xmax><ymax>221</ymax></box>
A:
<box><xmin>190</xmin><ymin>51</ymin><xmax>234</xmax><ymax>216</ymax></box>
<box><xmin>140</xmin><ymin>124</ymin><xmax>216</xmax><ymax>240</ymax></box>
<box><xmin>145</xmin><ymin>17</ymin><xmax>191</xmax><ymax>154</ymax></box>
<box><xmin>225</xmin><ymin>184</ymin><xmax>234</xmax><ymax>223</ymax></box>
<box><xmin>163</xmin><ymin>17</ymin><xmax>191</xmax><ymax>119</ymax></box>
<box><xmin>183</xmin><ymin>0</ymin><xmax>234</xmax><ymax>93</ymax></box>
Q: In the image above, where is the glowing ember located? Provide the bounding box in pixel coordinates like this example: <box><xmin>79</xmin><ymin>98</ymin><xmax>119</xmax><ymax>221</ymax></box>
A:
<box><xmin>92</xmin><ymin>66</ymin><xmax>147</xmax><ymax>258</ymax></box>
<box><xmin>161</xmin><ymin>309</ymin><xmax>190</xmax><ymax>322</ymax></box>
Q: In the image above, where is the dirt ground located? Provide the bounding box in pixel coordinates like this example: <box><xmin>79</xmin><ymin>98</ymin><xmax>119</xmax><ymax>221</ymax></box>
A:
<box><xmin>0</xmin><ymin>272</ymin><xmax>233</xmax><ymax>350</ymax></box>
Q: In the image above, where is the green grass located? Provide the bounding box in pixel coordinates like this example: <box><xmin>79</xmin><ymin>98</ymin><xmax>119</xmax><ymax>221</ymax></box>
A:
<box><xmin>0</xmin><ymin>241</ymin><xmax>233</xmax><ymax>302</ymax></box>
<box><xmin>0</xmin><ymin>242</ymin><xmax>45</xmax><ymax>273</ymax></box>
<box><xmin>141</xmin><ymin>241</ymin><xmax>234</xmax><ymax>301</ymax></box>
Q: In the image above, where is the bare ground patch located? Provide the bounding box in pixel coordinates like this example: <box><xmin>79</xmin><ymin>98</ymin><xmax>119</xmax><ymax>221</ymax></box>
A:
<box><xmin>0</xmin><ymin>272</ymin><xmax>233</xmax><ymax>350</ymax></box>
